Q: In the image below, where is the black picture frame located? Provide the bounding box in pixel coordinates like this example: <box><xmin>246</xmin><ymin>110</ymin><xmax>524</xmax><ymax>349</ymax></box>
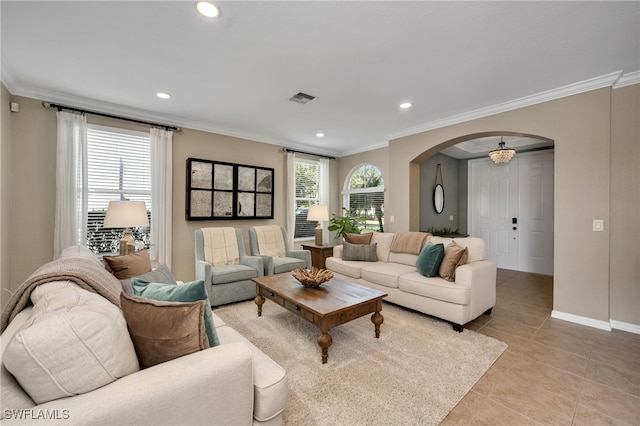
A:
<box><xmin>186</xmin><ymin>158</ymin><xmax>274</xmax><ymax>220</ymax></box>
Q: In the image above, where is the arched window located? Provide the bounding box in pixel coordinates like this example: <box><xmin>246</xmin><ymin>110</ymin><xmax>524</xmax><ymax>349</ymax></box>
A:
<box><xmin>343</xmin><ymin>164</ymin><xmax>385</xmax><ymax>232</ymax></box>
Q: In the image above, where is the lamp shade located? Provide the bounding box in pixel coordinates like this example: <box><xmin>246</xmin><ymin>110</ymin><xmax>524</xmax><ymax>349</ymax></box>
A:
<box><xmin>103</xmin><ymin>200</ymin><xmax>149</xmax><ymax>228</ymax></box>
<box><xmin>307</xmin><ymin>205</ymin><xmax>329</xmax><ymax>222</ymax></box>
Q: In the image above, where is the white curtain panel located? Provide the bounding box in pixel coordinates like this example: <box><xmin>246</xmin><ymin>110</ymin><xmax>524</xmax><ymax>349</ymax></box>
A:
<box><xmin>319</xmin><ymin>157</ymin><xmax>330</xmax><ymax>243</ymax></box>
<box><xmin>286</xmin><ymin>151</ymin><xmax>296</xmax><ymax>248</ymax></box>
<box><xmin>150</xmin><ymin>128</ymin><xmax>173</xmax><ymax>267</ymax></box>
<box><xmin>54</xmin><ymin>111</ymin><xmax>87</xmax><ymax>259</ymax></box>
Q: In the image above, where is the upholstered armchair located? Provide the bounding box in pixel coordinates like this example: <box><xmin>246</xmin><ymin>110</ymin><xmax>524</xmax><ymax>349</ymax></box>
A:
<box><xmin>248</xmin><ymin>226</ymin><xmax>312</xmax><ymax>275</ymax></box>
<box><xmin>195</xmin><ymin>227</ymin><xmax>264</xmax><ymax>307</ymax></box>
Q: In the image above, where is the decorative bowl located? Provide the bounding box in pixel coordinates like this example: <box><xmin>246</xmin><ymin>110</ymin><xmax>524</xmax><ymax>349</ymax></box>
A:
<box><xmin>291</xmin><ymin>267</ymin><xmax>334</xmax><ymax>288</ymax></box>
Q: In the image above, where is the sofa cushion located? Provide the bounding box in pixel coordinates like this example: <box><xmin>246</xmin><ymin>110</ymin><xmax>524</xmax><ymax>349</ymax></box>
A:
<box><xmin>120</xmin><ymin>293</ymin><xmax>209</xmax><ymax>369</ymax></box>
<box><xmin>132</xmin><ymin>279</ymin><xmax>220</xmax><ymax>347</ymax></box>
<box><xmin>370</xmin><ymin>232</ymin><xmax>396</xmax><ymax>262</ymax></box>
<box><xmin>211</xmin><ymin>264</ymin><xmax>259</xmax><ymax>284</ymax></box>
<box><xmin>390</xmin><ymin>231</ymin><xmax>429</xmax><ymax>255</ymax></box>
<box><xmin>324</xmin><ymin>257</ymin><xmax>366</xmax><ymax>279</ymax></box>
<box><xmin>361</xmin><ymin>263</ymin><xmax>417</xmax><ymax>289</ymax></box>
<box><xmin>452</xmin><ymin>237</ymin><xmax>486</xmax><ymax>263</ymax></box>
<box><xmin>439</xmin><ymin>241</ymin><xmax>469</xmax><ymax>282</ymax></box>
<box><xmin>273</xmin><ymin>257</ymin><xmax>307</xmax><ymax>274</ymax></box>
<box><xmin>416</xmin><ymin>242</ymin><xmax>445</xmax><ymax>277</ymax></box>
<box><xmin>344</xmin><ymin>232</ymin><xmax>372</xmax><ymax>244</ymax></box>
<box><xmin>343</xmin><ymin>241</ymin><xmax>378</xmax><ymax>262</ymax></box>
<box><xmin>398</xmin><ymin>272</ymin><xmax>471</xmax><ymax>305</ymax></box>
<box><xmin>103</xmin><ymin>249</ymin><xmax>152</xmax><ymax>279</ymax></box>
<box><xmin>120</xmin><ymin>263</ymin><xmax>177</xmax><ymax>294</ymax></box>
<box><xmin>4</xmin><ymin>292</ymin><xmax>139</xmax><ymax>404</ymax></box>
<box><xmin>388</xmin><ymin>251</ymin><xmax>419</xmax><ymax>267</ymax></box>
<box><xmin>216</xmin><ymin>326</ymin><xmax>288</xmax><ymax>421</ymax></box>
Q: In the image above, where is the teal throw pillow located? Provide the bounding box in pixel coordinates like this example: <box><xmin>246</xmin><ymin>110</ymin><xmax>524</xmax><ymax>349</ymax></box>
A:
<box><xmin>131</xmin><ymin>279</ymin><xmax>219</xmax><ymax>347</ymax></box>
<box><xmin>416</xmin><ymin>242</ymin><xmax>445</xmax><ymax>277</ymax></box>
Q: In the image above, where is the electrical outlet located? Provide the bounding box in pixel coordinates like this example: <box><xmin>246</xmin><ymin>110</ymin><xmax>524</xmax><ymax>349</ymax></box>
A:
<box><xmin>390</xmin><ymin>215</ymin><xmax>395</xmax><ymax>223</ymax></box>
<box><xmin>593</xmin><ymin>219</ymin><xmax>604</xmax><ymax>232</ymax></box>
<box><xmin>449</xmin><ymin>215</ymin><xmax>454</xmax><ymax>221</ymax></box>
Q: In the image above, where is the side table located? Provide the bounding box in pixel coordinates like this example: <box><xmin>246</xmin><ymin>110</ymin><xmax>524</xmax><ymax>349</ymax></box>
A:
<box><xmin>301</xmin><ymin>243</ymin><xmax>336</xmax><ymax>269</ymax></box>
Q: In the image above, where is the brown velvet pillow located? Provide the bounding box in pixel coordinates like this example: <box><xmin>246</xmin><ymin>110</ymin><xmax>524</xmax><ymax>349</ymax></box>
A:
<box><xmin>439</xmin><ymin>241</ymin><xmax>469</xmax><ymax>282</ymax></box>
<box><xmin>120</xmin><ymin>293</ymin><xmax>209</xmax><ymax>369</ymax></box>
<box><xmin>344</xmin><ymin>233</ymin><xmax>372</xmax><ymax>245</ymax></box>
<box><xmin>104</xmin><ymin>249</ymin><xmax>152</xmax><ymax>279</ymax></box>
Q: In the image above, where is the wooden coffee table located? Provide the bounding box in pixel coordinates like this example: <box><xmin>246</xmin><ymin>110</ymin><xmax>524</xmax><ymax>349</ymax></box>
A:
<box><xmin>253</xmin><ymin>274</ymin><xmax>387</xmax><ymax>364</ymax></box>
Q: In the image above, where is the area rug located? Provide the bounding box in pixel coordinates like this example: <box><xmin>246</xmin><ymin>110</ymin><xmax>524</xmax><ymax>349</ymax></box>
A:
<box><xmin>214</xmin><ymin>300</ymin><xmax>507</xmax><ymax>426</ymax></box>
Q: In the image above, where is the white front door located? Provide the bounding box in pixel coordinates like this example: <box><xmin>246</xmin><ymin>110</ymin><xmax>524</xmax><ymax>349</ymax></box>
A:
<box><xmin>469</xmin><ymin>151</ymin><xmax>554</xmax><ymax>274</ymax></box>
<box><xmin>469</xmin><ymin>158</ymin><xmax>519</xmax><ymax>270</ymax></box>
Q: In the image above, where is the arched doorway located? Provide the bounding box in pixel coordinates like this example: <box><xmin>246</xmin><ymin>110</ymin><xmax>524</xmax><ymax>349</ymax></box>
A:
<box><xmin>414</xmin><ymin>131</ymin><xmax>554</xmax><ymax>274</ymax></box>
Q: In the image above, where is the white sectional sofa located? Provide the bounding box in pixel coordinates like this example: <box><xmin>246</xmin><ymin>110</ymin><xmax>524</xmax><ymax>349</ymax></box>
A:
<box><xmin>1</xmin><ymin>247</ymin><xmax>288</xmax><ymax>425</ymax></box>
<box><xmin>325</xmin><ymin>232</ymin><xmax>497</xmax><ymax>331</ymax></box>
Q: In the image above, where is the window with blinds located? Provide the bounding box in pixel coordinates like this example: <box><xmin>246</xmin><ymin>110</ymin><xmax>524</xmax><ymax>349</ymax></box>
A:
<box><xmin>86</xmin><ymin>125</ymin><xmax>151</xmax><ymax>254</ymax></box>
<box><xmin>294</xmin><ymin>159</ymin><xmax>320</xmax><ymax>238</ymax></box>
<box><xmin>345</xmin><ymin>164</ymin><xmax>385</xmax><ymax>232</ymax></box>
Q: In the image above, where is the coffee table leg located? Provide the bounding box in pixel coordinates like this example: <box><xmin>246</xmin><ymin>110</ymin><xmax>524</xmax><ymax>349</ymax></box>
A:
<box><xmin>371</xmin><ymin>311</ymin><xmax>384</xmax><ymax>338</ymax></box>
<box><xmin>254</xmin><ymin>294</ymin><xmax>265</xmax><ymax>316</ymax></box>
<box><xmin>317</xmin><ymin>330</ymin><xmax>333</xmax><ymax>364</ymax></box>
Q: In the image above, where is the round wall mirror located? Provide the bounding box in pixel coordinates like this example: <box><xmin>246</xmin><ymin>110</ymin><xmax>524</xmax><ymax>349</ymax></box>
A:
<box><xmin>433</xmin><ymin>184</ymin><xmax>445</xmax><ymax>214</ymax></box>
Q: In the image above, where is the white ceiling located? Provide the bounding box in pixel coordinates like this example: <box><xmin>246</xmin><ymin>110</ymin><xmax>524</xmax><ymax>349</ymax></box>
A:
<box><xmin>2</xmin><ymin>1</ymin><xmax>639</xmax><ymax>158</ymax></box>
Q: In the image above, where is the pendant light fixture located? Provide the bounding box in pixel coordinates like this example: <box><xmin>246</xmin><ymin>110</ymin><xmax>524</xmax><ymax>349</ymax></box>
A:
<box><xmin>489</xmin><ymin>136</ymin><xmax>516</xmax><ymax>164</ymax></box>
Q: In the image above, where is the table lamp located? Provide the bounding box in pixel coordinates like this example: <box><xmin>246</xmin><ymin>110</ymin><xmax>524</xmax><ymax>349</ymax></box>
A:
<box><xmin>307</xmin><ymin>204</ymin><xmax>329</xmax><ymax>246</ymax></box>
<box><xmin>103</xmin><ymin>200</ymin><xmax>149</xmax><ymax>255</ymax></box>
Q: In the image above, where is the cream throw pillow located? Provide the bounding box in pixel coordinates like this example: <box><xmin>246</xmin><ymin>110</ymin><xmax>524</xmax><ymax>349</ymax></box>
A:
<box><xmin>4</xmin><ymin>291</ymin><xmax>139</xmax><ymax>404</ymax></box>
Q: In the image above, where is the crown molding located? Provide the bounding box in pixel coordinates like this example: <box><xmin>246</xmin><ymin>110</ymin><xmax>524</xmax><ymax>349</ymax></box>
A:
<box><xmin>387</xmin><ymin>71</ymin><xmax>624</xmax><ymax>141</ymax></box>
<box><xmin>613</xmin><ymin>70</ymin><xmax>640</xmax><ymax>88</ymax></box>
<box><xmin>0</xmin><ymin>56</ymin><xmax>19</xmax><ymax>93</ymax></box>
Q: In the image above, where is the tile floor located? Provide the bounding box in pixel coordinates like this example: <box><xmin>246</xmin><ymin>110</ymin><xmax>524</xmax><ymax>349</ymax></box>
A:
<box><xmin>442</xmin><ymin>269</ymin><xmax>640</xmax><ymax>426</ymax></box>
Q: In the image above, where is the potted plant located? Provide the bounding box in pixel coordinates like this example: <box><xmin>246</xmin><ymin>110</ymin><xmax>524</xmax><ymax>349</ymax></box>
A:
<box><xmin>328</xmin><ymin>208</ymin><xmax>361</xmax><ymax>240</ymax></box>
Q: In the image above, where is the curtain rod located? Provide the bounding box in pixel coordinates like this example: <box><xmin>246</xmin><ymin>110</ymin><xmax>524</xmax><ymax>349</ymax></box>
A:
<box><xmin>42</xmin><ymin>101</ymin><xmax>181</xmax><ymax>132</ymax></box>
<box><xmin>284</xmin><ymin>148</ymin><xmax>335</xmax><ymax>160</ymax></box>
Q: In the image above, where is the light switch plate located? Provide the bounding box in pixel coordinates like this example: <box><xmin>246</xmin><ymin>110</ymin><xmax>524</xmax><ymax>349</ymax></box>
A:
<box><xmin>593</xmin><ymin>219</ymin><xmax>604</xmax><ymax>232</ymax></box>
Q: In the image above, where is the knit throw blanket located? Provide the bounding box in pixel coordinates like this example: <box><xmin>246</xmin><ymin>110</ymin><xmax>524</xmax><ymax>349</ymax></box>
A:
<box><xmin>389</xmin><ymin>232</ymin><xmax>431</xmax><ymax>255</ymax></box>
<box><xmin>1</xmin><ymin>258</ymin><xmax>122</xmax><ymax>333</ymax></box>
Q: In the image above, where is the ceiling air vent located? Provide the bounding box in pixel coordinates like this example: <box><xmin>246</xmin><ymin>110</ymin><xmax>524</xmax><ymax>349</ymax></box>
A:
<box><xmin>289</xmin><ymin>92</ymin><xmax>316</xmax><ymax>105</ymax></box>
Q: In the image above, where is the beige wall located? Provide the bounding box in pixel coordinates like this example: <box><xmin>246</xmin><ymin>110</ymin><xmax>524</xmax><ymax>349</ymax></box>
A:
<box><xmin>2</xmin><ymin>85</ymin><xmax>638</xmax><ymax>329</ymax></box>
<box><xmin>610</xmin><ymin>84</ymin><xmax>640</xmax><ymax>325</ymax></box>
<box><xmin>3</xmin><ymin>95</ymin><xmax>57</xmax><ymax>309</ymax></box>
<box><xmin>1</xmin><ymin>84</ymin><xmax>11</xmax><ymax>308</ymax></box>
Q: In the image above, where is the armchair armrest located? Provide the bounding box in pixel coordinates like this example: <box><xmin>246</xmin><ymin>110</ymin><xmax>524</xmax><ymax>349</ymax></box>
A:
<box><xmin>19</xmin><ymin>343</ymin><xmax>254</xmax><ymax>426</ymax></box>
<box><xmin>455</xmin><ymin>260</ymin><xmax>497</xmax><ymax>320</ymax></box>
<box><xmin>332</xmin><ymin>245</ymin><xmax>344</xmax><ymax>259</ymax></box>
<box><xmin>239</xmin><ymin>255</ymin><xmax>264</xmax><ymax>277</ymax></box>
<box><xmin>286</xmin><ymin>250</ymin><xmax>312</xmax><ymax>269</ymax></box>
<box><xmin>195</xmin><ymin>259</ymin><xmax>212</xmax><ymax>287</ymax></box>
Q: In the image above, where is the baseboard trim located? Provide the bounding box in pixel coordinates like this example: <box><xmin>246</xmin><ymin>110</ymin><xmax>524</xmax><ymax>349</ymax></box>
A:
<box><xmin>551</xmin><ymin>310</ymin><xmax>612</xmax><ymax>331</ymax></box>
<box><xmin>610</xmin><ymin>320</ymin><xmax>640</xmax><ymax>335</ymax></box>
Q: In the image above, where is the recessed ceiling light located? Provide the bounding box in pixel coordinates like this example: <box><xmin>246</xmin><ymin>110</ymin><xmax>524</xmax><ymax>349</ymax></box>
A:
<box><xmin>156</xmin><ymin>92</ymin><xmax>171</xmax><ymax>99</ymax></box>
<box><xmin>400</xmin><ymin>102</ymin><xmax>412</xmax><ymax>109</ymax></box>
<box><xmin>316</xmin><ymin>133</ymin><xmax>325</xmax><ymax>138</ymax></box>
<box><xmin>195</xmin><ymin>1</ymin><xmax>221</xmax><ymax>18</ymax></box>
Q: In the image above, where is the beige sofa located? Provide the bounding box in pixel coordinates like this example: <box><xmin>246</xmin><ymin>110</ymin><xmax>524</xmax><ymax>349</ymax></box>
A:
<box><xmin>1</xmin><ymin>247</ymin><xmax>288</xmax><ymax>425</ymax></box>
<box><xmin>325</xmin><ymin>232</ymin><xmax>497</xmax><ymax>331</ymax></box>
